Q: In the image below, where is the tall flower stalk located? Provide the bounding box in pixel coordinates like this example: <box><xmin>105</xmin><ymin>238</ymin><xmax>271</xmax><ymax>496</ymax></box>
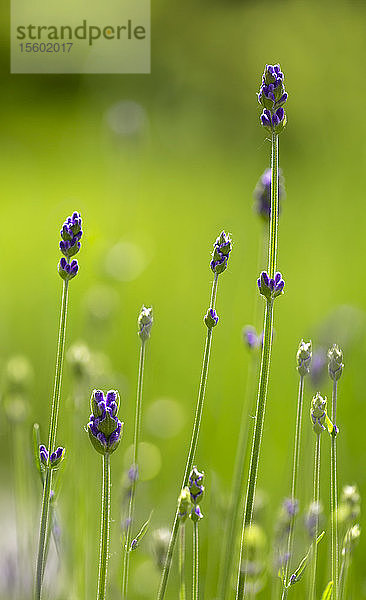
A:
<box><xmin>309</xmin><ymin>393</ymin><xmax>327</xmax><ymax>600</ymax></box>
<box><xmin>235</xmin><ymin>63</ymin><xmax>287</xmax><ymax>600</ymax></box>
<box><xmin>281</xmin><ymin>340</ymin><xmax>312</xmax><ymax>599</ymax></box>
<box><xmin>157</xmin><ymin>231</ymin><xmax>232</xmax><ymax>600</ymax></box>
<box><xmin>328</xmin><ymin>345</ymin><xmax>344</xmax><ymax>600</ymax></box>
<box><xmin>35</xmin><ymin>211</ymin><xmax>82</xmax><ymax>600</ymax></box>
<box><xmin>122</xmin><ymin>306</ymin><xmax>153</xmax><ymax>599</ymax></box>
<box><xmin>87</xmin><ymin>389</ymin><xmax>124</xmax><ymax>600</ymax></box>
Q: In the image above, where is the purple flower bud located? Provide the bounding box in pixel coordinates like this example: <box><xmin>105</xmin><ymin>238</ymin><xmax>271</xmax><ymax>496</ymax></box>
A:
<box><xmin>59</xmin><ymin>212</ymin><xmax>83</xmax><ymax>264</ymax></box>
<box><xmin>258</xmin><ymin>64</ymin><xmax>287</xmax><ymax>134</ymax></box>
<box><xmin>39</xmin><ymin>444</ymin><xmax>48</xmax><ymax>466</ymax></box>
<box><xmin>58</xmin><ymin>257</ymin><xmax>79</xmax><ymax>281</ymax></box>
<box><xmin>258</xmin><ymin>271</ymin><xmax>285</xmax><ymax>301</ymax></box>
<box><xmin>188</xmin><ymin>467</ymin><xmax>205</xmax><ymax>505</ymax></box>
<box><xmin>210</xmin><ymin>231</ymin><xmax>232</xmax><ymax>274</ymax></box>
<box><xmin>138</xmin><ymin>306</ymin><xmax>153</xmax><ymax>342</ymax></box>
<box><xmin>253</xmin><ymin>168</ymin><xmax>285</xmax><ymax>221</ymax></box>
<box><xmin>243</xmin><ymin>325</ymin><xmax>259</xmax><ymax>350</ymax></box>
<box><xmin>87</xmin><ymin>388</ymin><xmax>123</xmax><ymax>455</ymax></box>
<box><xmin>204</xmin><ymin>308</ymin><xmax>219</xmax><ymax>329</ymax></box>
<box><xmin>49</xmin><ymin>446</ymin><xmax>65</xmax><ymax>469</ymax></box>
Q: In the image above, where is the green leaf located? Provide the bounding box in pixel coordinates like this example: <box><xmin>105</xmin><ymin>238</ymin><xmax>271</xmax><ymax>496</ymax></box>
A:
<box><xmin>33</xmin><ymin>423</ymin><xmax>44</xmax><ymax>483</ymax></box>
<box><xmin>288</xmin><ymin>531</ymin><xmax>325</xmax><ymax>586</ymax></box>
<box><xmin>325</xmin><ymin>414</ymin><xmax>334</xmax><ymax>435</ymax></box>
<box><xmin>129</xmin><ymin>511</ymin><xmax>153</xmax><ymax>551</ymax></box>
<box><xmin>321</xmin><ymin>581</ymin><xmax>333</xmax><ymax>599</ymax></box>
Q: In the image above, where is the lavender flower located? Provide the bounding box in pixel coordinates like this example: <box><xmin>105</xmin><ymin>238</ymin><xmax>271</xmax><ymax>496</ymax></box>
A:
<box><xmin>210</xmin><ymin>231</ymin><xmax>232</xmax><ymax>274</ymax></box>
<box><xmin>327</xmin><ymin>344</ymin><xmax>344</xmax><ymax>381</ymax></box>
<box><xmin>310</xmin><ymin>393</ymin><xmax>327</xmax><ymax>434</ymax></box>
<box><xmin>257</xmin><ymin>271</ymin><xmax>285</xmax><ymax>300</ymax></box>
<box><xmin>58</xmin><ymin>211</ymin><xmax>82</xmax><ymax>281</ymax></box>
<box><xmin>305</xmin><ymin>501</ymin><xmax>323</xmax><ymax>539</ymax></box>
<box><xmin>253</xmin><ymin>168</ymin><xmax>285</xmax><ymax>221</ymax></box>
<box><xmin>296</xmin><ymin>340</ymin><xmax>312</xmax><ymax>377</ymax></box>
<box><xmin>58</xmin><ymin>258</ymin><xmax>79</xmax><ymax>281</ymax></box>
<box><xmin>258</xmin><ymin>64</ymin><xmax>287</xmax><ymax>134</ymax></box>
<box><xmin>188</xmin><ymin>467</ymin><xmax>205</xmax><ymax>505</ymax></box>
<box><xmin>138</xmin><ymin>305</ymin><xmax>153</xmax><ymax>342</ymax></box>
<box><xmin>59</xmin><ymin>211</ymin><xmax>82</xmax><ymax>258</ymax></box>
<box><xmin>87</xmin><ymin>389</ymin><xmax>123</xmax><ymax>455</ymax></box>
<box><xmin>243</xmin><ymin>325</ymin><xmax>260</xmax><ymax>350</ymax></box>
<box><xmin>39</xmin><ymin>445</ymin><xmax>65</xmax><ymax>469</ymax></box>
<box><xmin>204</xmin><ymin>308</ymin><xmax>219</xmax><ymax>329</ymax></box>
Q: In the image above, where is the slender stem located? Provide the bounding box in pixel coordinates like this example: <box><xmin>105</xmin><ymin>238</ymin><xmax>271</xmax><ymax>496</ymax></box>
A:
<box><xmin>281</xmin><ymin>376</ymin><xmax>305</xmax><ymax>599</ymax></box>
<box><xmin>97</xmin><ymin>454</ymin><xmax>111</xmax><ymax>600</ymax></box>
<box><xmin>235</xmin><ymin>132</ymin><xmax>279</xmax><ymax>600</ymax></box>
<box><xmin>122</xmin><ymin>341</ymin><xmax>146</xmax><ymax>599</ymax></box>
<box><xmin>157</xmin><ymin>273</ymin><xmax>219</xmax><ymax>600</ymax></box>
<box><xmin>193</xmin><ymin>522</ymin><xmax>199</xmax><ymax>600</ymax></box>
<box><xmin>339</xmin><ymin>532</ymin><xmax>350</xmax><ymax>600</ymax></box>
<box><xmin>35</xmin><ymin>279</ymin><xmax>69</xmax><ymax>600</ymax></box>
<box><xmin>235</xmin><ymin>299</ymin><xmax>273</xmax><ymax>600</ymax></box>
<box><xmin>179</xmin><ymin>524</ymin><xmax>186</xmax><ymax>600</ymax></box>
<box><xmin>331</xmin><ymin>380</ymin><xmax>339</xmax><ymax>600</ymax></box>
<box><xmin>310</xmin><ymin>435</ymin><xmax>321</xmax><ymax>600</ymax></box>
<box><xmin>35</xmin><ymin>468</ymin><xmax>52</xmax><ymax>600</ymax></box>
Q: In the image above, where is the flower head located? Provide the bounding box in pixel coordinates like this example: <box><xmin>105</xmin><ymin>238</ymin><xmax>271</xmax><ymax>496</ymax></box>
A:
<box><xmin>257</xmin><ymin>271</ymin><xmax>285</xmax><ymax>300</ymax></box>
<box><xmin>253</xmin><ymin>168</ymin><xmax>285</xmax><ymax>221</ymax></box>
<box><xmin>243</xmin><ymin>325</ymin><xmax>260</xmax><ymax>350</ymax></box>
<box><xmin>188</xmin><ymin>466</ymin><xmax>205</xmax><ymax>504</ymax></box>
<box><xmin>204</xmin><ymin>308</ymin><xmax>219</xmax><ymax>329</ymax></box>
<box><xmin>296</xmin><ymin>340</ymin><xmax>312</xmax><ymax>377</ymax></box>
<box><xmin>327</xmin><ymin>344</ymin><xmax>344</xmax><ymax>381</ymax></box>
<box><xmin>138</xmin><ymin>305</ymin><xmax>153</xmax><ymax>342</ymax></box>
<box><xmin>58</xmin><ymin>211</ymin><xmax>82</xmax><ymax>281</ymax></box>
<box><xmin>210</xmin><ymin>231</ymin><xmax>232</xmax><ymax>274</ymax></box>
<box><xmin>258</xmin><ymin>64</ymin><xmax>287</xmax><ymax>134</ymax></box>
<box><xmin>310</xmin><ymin>392</ymin><xmax>327</xmax><ymax>435</ymax></box>
<box><xmin>87</xmin><ymin>389</ymin><xmax>123</xmax><ymax>455</ymax></box>
<box><xmin>39</xmin><ymin>444</ymin><xmax>65</xmax><ymax>469</ymax></box>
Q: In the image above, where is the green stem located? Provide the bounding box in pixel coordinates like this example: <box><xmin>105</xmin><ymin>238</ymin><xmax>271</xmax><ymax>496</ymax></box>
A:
<box><xmin>281</xmin><ymin>375</ymin><xmax>305</xmax><ymax>599</ymax></box>
<box><xmin>35</xmin><ymin>279</ymin><xmax>69</xmax><ymax>600</ymax></box>
<box><xmin>268</xmin><ymin>132</ymin><xmax>279</xmax><ymax>278</ymax></box>
<box><xmin>235</xmin><ymin>299</ymin><xmax>273</xmax><ymax>600</ymax></box>
<box><xmin>122</xmin><ymin>341</ymin><xmax>146</xmax><ymax>599</ymax></box>
<box><xmin>193</xmin><ymin>522</ymin><xmax>199</xmax><ymax>600</ymax></box>
<box><xmin>310</xmin><ymin>435</ymin><xmax>321</xmax><ymax>600</ymax></box>
<box><xmin>331</xmin><ymin>380</ymin><xmax>339</xmax><ymax>600</ymax></box>
<box><xmin>235</xmin><ymin>132</ymin><xmax>279</xmax><ymax>600</ymax></box>
<box><xmin>97</xmin><ymin>453</ymin><xmax>111</xmax><ymax>600</ymax></box>
<box><xmin>157</xmin><ymin>273</ymin><xmax>219</xmax><ymax>600</ymax></box>
<box><xmin>179</xmin><ymin>524</ymin><xmax>186</xmax><ymax>600</ymax></box>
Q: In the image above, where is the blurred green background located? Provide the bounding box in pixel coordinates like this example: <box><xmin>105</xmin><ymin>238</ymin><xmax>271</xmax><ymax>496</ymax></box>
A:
<box><xmin>1</xmin><ymin>0</ymin><xmax>366</xmax><ymax>597</ymax></box>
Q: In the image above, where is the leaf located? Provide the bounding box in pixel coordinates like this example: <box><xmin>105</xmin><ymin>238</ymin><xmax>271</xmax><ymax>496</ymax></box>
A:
<box><xmin>325</xmin><ymin>414</ymin><xmax>334</xmax><ymax>435</ymax></box>
<box><xmin>129</xmin><ymin>511</ymin><xmax>153</xmax><ymax>551</ymax></box>
<box><xmin>321</xmin><ymin>581</ymin><xmax>333</xmax><ymax>600</ymax></box>
<box><xmin>33</xmin><ymin>423</ymin><xmax>44</xmax><ymax>483</ymax></box>
<box><xmin>288</xmin><ymin>531</ymin><xmax>325</xmax><ymax>586</ymax></box>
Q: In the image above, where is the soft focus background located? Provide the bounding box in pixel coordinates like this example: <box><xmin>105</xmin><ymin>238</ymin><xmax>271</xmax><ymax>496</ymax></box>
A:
<box><xmin>1</xmin><ymin>0</ymin><xmax>366</xmax><ymax>598</ymax></box>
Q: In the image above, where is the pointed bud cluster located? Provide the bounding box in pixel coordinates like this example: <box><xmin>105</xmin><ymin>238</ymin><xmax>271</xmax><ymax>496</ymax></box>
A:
<box><xmin>258</xmin><ymin>64</ymin><xmax>288</xmax><ymax>134</ymax></box>
<box><xmin>327</xmin><ymin>344</ymin><xmax>344</xmax><ymax>381</ymax></box>
<box><xmin>58</xmin><ymin>211</ymin><xmax>82</xmax><ymax>281</ymax></box>
<box><xmin>296</xmin><ymin>340</ymin><xmax>312</xmax><ymax>377</ymax></box>
<box><xmin>310</xmin><ymin>392</ymin><xmax>327</xmax><ymax>435</ymax></box>
<box><xmin>257</xmin><ymin>271</ymin><xmax>285</xmax><ymax>300</ymax></box>
<box><xmin>253</xmin><ymin>168</ymin><xmax>285</xmax><ymax>221</ymax></box>
<box><xmin>204</xmin><ymin>308</ymin><xmax>219</xmax><ymax>329</ymax></box>
<box><xmin>188</xmin><ymin>466</ymin><xmax>204</xmax><ymax>522</ymax></box>
<box><xmin>138</xmin><ymin>305</ymin><xmax>153</xmax><ymax>342</ymax></box>
<box><xmin>210</xmin><ymin>231</ymin><xmax>232</xmax><ymax>274</ymax></box>
<box><xmin>177</xmin><ymin>487</ymin><xmax>192</xmax><ymax>522</ymax></box>
<box><xmin>58</xmin><ymin>257</ymin><xmax>79</xmax><ymax>281</ymax></box>
<box><xmin>87</xmin><ymin>389</ymin><xmax>123</xmax><ymax>455</ymax></box>
<box><xmin>39</xmin><ymin>444</ymin><xmax>65</xmax><ymax>469</ymax></box>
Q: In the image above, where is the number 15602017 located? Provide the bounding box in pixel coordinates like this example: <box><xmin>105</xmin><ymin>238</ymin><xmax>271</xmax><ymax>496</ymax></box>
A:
<box><xmin>19</xmin><ymin>42</ymin><xmax>73</xmax><ymax>53</ymax></box>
